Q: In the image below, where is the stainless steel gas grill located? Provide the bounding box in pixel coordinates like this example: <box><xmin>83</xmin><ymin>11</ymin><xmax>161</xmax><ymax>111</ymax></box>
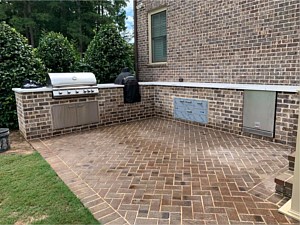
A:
<box><xmin>47</xmin><ymin>72</ymin><xmax>99</xmax><ymax>98</ymax></box>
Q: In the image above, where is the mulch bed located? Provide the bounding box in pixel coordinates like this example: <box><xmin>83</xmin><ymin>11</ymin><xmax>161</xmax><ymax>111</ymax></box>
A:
<box><xmin>1</xmin><ymin>130</ymin><xmax>35</xmax><ymax>155</ymax></box>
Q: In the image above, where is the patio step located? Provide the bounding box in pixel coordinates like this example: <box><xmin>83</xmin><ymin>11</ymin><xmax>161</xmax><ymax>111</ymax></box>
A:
<box><xmin>288</xmin><ymin>151</ymin><xmax>296</xmax><ymax>171</ymax></box>
<box><xmin>275</xmin><ymin>170</ymin><xmax>293</xmax><ymax>198</ymax></box>
<box><xmin>274</xmin><ymin>151</ymin><xmax>295</xmax><ymax>198</ymax></box>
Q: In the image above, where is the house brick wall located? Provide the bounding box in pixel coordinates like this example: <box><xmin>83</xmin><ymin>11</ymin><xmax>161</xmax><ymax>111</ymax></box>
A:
<box><xmin>137</xmin><ymin>0</ymin><xmax>300</xmax><ymax>85</ymax></box>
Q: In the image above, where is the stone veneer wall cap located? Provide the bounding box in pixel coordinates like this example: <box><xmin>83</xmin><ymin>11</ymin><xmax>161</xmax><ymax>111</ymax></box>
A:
<box><xmin>139</xmin><ymin>82</ymin><xmax>300</xmax><ymax>93</ymax></box>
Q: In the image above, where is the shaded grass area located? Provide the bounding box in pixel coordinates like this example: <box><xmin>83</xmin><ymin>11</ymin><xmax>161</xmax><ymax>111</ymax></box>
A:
<box><xmin>0</xmin><ymin>152</ymin><xmax>99</xmax><ymax>224</ymax></box>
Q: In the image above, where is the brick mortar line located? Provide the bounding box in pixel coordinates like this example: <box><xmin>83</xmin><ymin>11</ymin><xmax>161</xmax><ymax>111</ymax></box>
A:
<box><xmin>37</xmin><ymin>139</ymin><xmax>131</xmax><ymax>225</ymax></box>
<box><xmin>180</xmin><ymin>205</ymin><xmax>183</xmax><ymax>225</ymax></box>
<box><xmin>82</xmin><ymin>194</ymin><xmax>99</xmax><ymax>201</ymax></box>
<box><xmin>91</xmin><ymin>206</ymin><xmax>117</xmax><ymax>216</ymax></box>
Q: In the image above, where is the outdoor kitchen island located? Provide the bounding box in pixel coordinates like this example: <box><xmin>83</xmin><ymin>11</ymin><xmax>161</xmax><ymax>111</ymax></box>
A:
<box><xmin>13</xmin><ymin>83</ymin><xmax>154</xmax><ymax>140</ymax></box>
<box><xmin>13</xmin><ymin>82</ymin><xmax>299</xmax><ymax>147</ymax></box>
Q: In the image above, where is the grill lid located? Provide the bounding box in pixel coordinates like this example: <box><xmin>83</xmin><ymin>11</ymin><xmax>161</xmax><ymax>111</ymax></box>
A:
<box><xmin>47</xmin><ymin>72</ymin><xmax>97</xmax><ymax>88</ymax></box>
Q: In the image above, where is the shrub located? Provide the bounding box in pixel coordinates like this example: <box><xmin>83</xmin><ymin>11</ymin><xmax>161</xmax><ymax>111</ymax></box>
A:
<box><xmin>71</xmin><ymin>58</ymin><xmax>93</xmax><ymax>72</ymax></box>
<box><xmin>0</xmin><ymin>22</ymin><xmax>46</xmax><ymax>129</ymax></box>
<box><xmin>36</xmin><ymin>32</ymin><xmax>78</xmax><ymax>72</ymax></box>
<box><xmin>85</xmin><ymin>24</ymin><xmax>133</xmax><ymax>83</ymax></box>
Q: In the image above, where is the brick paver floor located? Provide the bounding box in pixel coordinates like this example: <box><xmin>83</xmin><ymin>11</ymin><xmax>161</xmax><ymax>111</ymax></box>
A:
<box><xmin>31</xmin><ymin>118</ymin><xmax>298</xmax><ymax>225</ymax></box>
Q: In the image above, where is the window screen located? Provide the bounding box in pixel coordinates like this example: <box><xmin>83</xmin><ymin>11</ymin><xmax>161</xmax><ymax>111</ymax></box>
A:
<box><xmin>151</xmin><ymin>10</ymin><xmax>167</xmax><ymax>63</ymax></box>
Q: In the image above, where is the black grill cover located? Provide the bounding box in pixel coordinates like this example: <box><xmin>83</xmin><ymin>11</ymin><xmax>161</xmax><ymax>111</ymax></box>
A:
<box><xmin>123</xmin><ymin>76</ymin><xmax>141</xmax><ymax>103</ymax></box>
<box><xmin>114</xmin><ymin>68</ymin><xmax>132</xmax><ymax>85</ymax></box>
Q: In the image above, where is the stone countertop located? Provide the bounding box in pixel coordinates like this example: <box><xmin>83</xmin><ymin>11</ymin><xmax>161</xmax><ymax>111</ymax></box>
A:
<box><xmin>12</xmin><ymin>84</ymin><xmax>123</xmax><ymax>93</ymax></box>
<box><xmin>12</xmin><ymin>82</ymin><xmax>300</xmax><ymax>93</ymax></box>
<box><xmin>139</xmin><ymin>82</ymin><xmax>300</xmax><ymax>93</ymax></box>
<box><xmin>97</xmin><ymin>84</ymin><xmax>123</xmax><ymax>88</ymax></box>
<box><xmin>12</xmin><ymin>86</ymin><xmax>53</xmax><ymax>93</ymax></box>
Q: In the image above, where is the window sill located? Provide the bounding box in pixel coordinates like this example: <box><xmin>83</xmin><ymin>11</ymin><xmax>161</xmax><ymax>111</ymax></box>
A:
<box><xmin>147</xmin><ymin>62</ymin><xmax>168</xmax><ymax>67</ymax></box>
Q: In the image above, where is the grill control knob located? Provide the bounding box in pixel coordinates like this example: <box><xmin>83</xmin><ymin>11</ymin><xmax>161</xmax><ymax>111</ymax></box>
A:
<box><xmin>91</xmin><ymin>90</ymin><xmax>94</xmax><ymax>93</ymax></box>
<box><xmin>83</xmin><ymin>90</ymin><xmax>87</xmax><ymax>93</ymax></box>
<box><xmin>87</xmin><ymin>90</ymin><xmax>91</xmax><ymax>93</ymax></box>
<box><xmin>75</xmin><ymin>90</ymin><xmax>79</xmax><ymax>93</ymax></box>
<box><xmin>67</xmin><ymin>90</ymin><xmax>71</xmax><ymax>94</ymax></box>
<box><xmin>59</xmin><ymin>91</ymin><xmax>63</xmax><ymax>95</ymax></box>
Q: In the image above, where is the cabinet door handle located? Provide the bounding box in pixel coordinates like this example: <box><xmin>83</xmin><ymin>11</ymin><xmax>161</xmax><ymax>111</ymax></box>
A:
<box><xmin>186</xmin><ymin>101</ymin><xmax>192</xmax><ymax>103</ymax></box>
<box><xmin>180</xmin><ymin>100</ymin><xmax>184</xmax><ymax>102</ymax></box>
<box><xmin>187</xmin><ymin>110</ymin><xmax>192</xmax><ymax>113</ymax></box>
<box><xmin>197</xmin><ymin>102</ymin><xmax>203</xmax><ymax>105</ymax></box>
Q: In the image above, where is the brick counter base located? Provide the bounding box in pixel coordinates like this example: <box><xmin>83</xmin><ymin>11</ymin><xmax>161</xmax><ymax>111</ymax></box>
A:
<box><xmin>15</xmin><ymin>86</ymin><xmax>155</xmax><ymax>140</ymax></box>
<box><xmin>15</xmin><ymin>85</ymin><xmax>298</xmax><ymax>146</ymax></box>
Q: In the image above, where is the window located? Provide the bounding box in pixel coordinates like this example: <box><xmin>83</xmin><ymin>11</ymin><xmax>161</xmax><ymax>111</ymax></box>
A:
<box><xmin>149</xmin><ymin>8</ymin><xmax>167</xmax><ymax>63</ymax></box>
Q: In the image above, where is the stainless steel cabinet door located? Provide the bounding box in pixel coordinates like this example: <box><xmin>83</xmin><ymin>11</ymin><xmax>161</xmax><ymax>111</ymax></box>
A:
<box><xmin>52</xmin><ymin>101</ymin><xmax>99</xmax><ymax>129</ymax></box>
<box><xmin>52</xmin><ymin>104</ymin><xmax>77</xmax><ymax>129</ymax></box>
<box><xmin>243</xmin><ymin>91</ymin><xmax>276</xmax><ymax>137</ymax></box>
<box><xmin>77</xmin><ymin>101</ymin><xmax>99</xmax><ymax>125</ymax></box>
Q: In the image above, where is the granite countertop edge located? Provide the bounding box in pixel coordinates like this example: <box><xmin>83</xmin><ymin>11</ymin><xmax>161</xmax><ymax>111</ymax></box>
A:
<box><xmin>12</xmin><ymin>82</ymin><xmax>300</xmax><ymax>93</ymax></box>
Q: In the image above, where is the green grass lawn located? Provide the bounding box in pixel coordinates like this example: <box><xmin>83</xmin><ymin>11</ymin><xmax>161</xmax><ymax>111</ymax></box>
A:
<box><xmin>0</xmin><ymin>152</ymin><xmax>99</xmax><ymax>224</ymax></box>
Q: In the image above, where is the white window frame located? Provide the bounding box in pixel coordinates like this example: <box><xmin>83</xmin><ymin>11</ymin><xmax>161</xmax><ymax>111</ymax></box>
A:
<box><xmin>148</xmin><ymin>7</ymin><xmax>167</xmax><ymax>65</ymax></box>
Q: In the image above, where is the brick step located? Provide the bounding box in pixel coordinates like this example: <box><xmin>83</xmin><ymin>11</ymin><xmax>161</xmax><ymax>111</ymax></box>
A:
<box><xmin>288</xmin><ymin>151</ymin><xmax>296</xmax><ymax>171</ymax></box>
<box><xmin>275</xmin><ymin>170</ymin><xmax>293</xmax><ymax>198</ymax></box>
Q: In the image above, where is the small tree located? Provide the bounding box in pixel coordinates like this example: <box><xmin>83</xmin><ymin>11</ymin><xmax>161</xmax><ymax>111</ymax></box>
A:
<box><xmin>36</xmin><ymin>32</ymin><xmax>78</xmax><ymax>72</ymax></box>
<box><xmin>0</xmin><ymin>22</ymin><xmax>45</xmax><ymax>128</ymax></box>
<box><xmin>85</xmin><ymin>24</ymin><xmax>133</xmax><ymax>83</ymax></box>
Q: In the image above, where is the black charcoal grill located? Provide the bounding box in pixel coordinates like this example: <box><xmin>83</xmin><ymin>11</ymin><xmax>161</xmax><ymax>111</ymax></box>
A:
<box><xmin>47</xmin><ymin>72</ymin><xmax>99</xmax><ymax>98</ymax></box>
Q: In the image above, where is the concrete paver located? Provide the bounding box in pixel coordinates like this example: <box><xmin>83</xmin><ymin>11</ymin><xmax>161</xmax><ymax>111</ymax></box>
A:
<box><xmin>31</xmin><ymin>118</ymin><xmax>297</xmax><ymax>224</ymax></box>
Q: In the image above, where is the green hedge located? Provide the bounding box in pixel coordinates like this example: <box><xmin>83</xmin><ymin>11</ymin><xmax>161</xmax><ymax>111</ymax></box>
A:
<box><xmin>36</xmin><ymin>32</ymin><xmax>78</xmax><ymax>72</ymax></box>
<box><xmin>0</xmin><ymin>22</ymin><xmax>46</xmax><ymax>129</ymax></box>
<box><xmin>85</xmin><ymin>24</ymin><xmax>133</xmax><ymax>83</ymax></box>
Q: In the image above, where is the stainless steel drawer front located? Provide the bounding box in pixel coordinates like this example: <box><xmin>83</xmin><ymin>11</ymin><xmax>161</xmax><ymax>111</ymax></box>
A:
<box><xmin>174</xmin><ymin>97</ymin><xmax>208</xmax><ymax>124</ymax></box>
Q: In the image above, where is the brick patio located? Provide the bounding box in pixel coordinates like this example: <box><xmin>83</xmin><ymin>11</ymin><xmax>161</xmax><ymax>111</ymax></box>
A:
<box><xmin>31</xmin><ymin>118</ymin><xmax>298</xmax><ymax>224</ymax></box>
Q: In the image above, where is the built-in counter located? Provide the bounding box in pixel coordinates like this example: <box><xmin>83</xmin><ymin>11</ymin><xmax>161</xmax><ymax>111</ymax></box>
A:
<box><xmin>13</xmin><ymin>82</ymin><xmax>300</xmax><ymax>93</ymax></box>
<box><xmin>12</xmin><ymin>84</ymin><xmax>123</xmax><ymax>93</ymax></box>
<box><xmin>139</xmin><ymin>82</ymin><xmax>300</xmax><ymax>93</ymax></box>
<box><xmin>13</xmin><ymin>82</ymin><xmax>299</xmax><ymax>146</ymax></box>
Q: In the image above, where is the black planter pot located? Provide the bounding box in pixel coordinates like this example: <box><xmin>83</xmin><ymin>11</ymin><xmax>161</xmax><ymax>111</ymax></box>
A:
<box><xmin>0</xmin><ymin>128</ymin><xmax>10</xmax><ymax>152</ymax></box>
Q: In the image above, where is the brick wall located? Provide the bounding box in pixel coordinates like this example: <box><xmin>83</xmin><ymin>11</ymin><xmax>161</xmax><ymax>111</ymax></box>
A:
<box><xmin>153</xmin><ymin>86</ymin><xmax>299</xmax><ymax>146</ymax></box>
<box><xmin>98</xmin><ymin>87</ymin><xmax>155</xmax><ymax>125</ymax></box>
<box><xmin>15</xmin><ymin>92</ymin><xmax>53</xmax><ymax>139</ymax></box>
<box><xmin>15</xmin><ymin>85</ymin><xmax>298</xmax><ymax>146</ymax></box>
<box><xmin>137</xmin><ymin>0</ymin><xmax>300</xmax><ymax>85</ymax></box>
<box><xmin>276</xmin><ymin>92</ymin><xmax>299</xmax><ymax>145</ymax></box>
<box><xmin>154</xmin><ymin>86</ymin><xmax>244</xmax><ymax>134</ymax></box>
<box><xmin>15</xmin><ymin>86</ymin><xmax>155</xmax><ymax>140</ymax></box>
<box><xmin>15</xmin><ymin>93</ymin><xmax>26</xmax><ymax>137</ymax></box>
